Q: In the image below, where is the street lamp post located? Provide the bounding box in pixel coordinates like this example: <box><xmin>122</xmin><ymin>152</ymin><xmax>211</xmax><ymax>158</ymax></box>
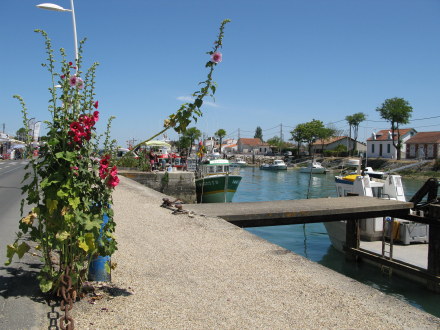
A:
<box><xmin>36</xmin><ymin>1</ymin><xmax>79</xmax><ymax>63</ymax></box>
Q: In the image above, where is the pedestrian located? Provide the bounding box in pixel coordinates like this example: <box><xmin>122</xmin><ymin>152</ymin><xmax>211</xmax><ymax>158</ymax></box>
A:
<box><xmin>148</xmin><ymin>149</ymin><xmax>155</xmax><ymax>171</ymax></box>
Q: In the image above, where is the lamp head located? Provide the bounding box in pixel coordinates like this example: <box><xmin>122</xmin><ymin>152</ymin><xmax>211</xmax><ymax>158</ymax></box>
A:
<box><xmin>36</xmin><ymin>3</ymin><xmax>71</xmax><ymax>12</ymax></box>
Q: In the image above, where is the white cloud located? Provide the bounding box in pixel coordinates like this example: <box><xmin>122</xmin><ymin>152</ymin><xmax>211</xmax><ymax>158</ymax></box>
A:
<box><xmin>176</xmin><ymin>96</ymin><xmax>220</xmax><ymax>108</ymax></box>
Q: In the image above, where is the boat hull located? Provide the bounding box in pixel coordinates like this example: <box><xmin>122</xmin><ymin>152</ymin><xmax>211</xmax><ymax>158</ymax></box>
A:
<box><xmin>195</xmin><ymin>175</ymin><xmax>242</xmax><ymax>203</ymax></box>
<box><xmin>299</xmin><ymin>167</ymin><xmax>326</xmax><ymax>174</ymax></box>
<box><xmin>260</xmin><ymin>165</ymin><xmax>287</xmax><ymax>170</ymax></box>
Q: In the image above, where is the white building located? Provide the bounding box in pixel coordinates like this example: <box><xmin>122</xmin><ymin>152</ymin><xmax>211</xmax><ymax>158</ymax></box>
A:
<box><xmin>366</xmin><ymin>129</ymin><xmax>416</xmax><ymax>159</ymax></box>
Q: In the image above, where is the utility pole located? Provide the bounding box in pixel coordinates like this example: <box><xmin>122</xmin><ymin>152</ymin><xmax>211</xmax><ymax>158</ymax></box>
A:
<box><xmin>280</xmin><ymin>123</ymin><xmax>283</xmax><ymax>142</ymax></box>
<box><xmin>238</xmin><ymin>128</ymin><xmax>240</xmax><ymax>140</ymax></box>
<box><xmin>126</xmin><ymin>138</ymin><xmax>137</xmax><ymax>149</ymax></box>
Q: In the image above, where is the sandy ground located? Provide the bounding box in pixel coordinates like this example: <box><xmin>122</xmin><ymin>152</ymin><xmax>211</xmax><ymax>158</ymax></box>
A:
<box><xmin>72</xmin><ymin>176</ymin><xmax>440</xmax><ymax>329</ymax></box>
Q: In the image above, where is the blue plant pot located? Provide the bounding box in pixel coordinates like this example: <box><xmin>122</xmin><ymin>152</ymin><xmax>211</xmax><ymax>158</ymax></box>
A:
<box><xmin>88</xmin><ymin>212</ymin><xmax>111</xmax><ymax>281</ymax></box>
<box><xmin>88</xmin><ymin>255</ymin><xmax>111</xmax><ymax>281</ymax></box>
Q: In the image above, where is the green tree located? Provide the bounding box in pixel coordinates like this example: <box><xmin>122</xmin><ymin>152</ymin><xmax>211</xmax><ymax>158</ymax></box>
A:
<box><xmin>291</xmin><ymin>119</ymin><xmax>328</xmax><ymax>155</ymax></box>
<box><xmin>376</xmin><ymin>97</ymin><xmax>413</xmax><ymax>160</ymax></box>
<box><xmin>345</xmin><ymin>112</ymin><xmax>366</xmax><ymax>156</ymax></box>
<box><xmin>316</xmin><ymin>126</ymin><xmax>336</xmax><ymax>154</ymax></box>
<box><xmin>290</xmin><ymin>123</ymin><xmax>306</xmax><ymax>154</ymax></box>
<box><xmin>214</xmin><ymin>128</ymin><xmax>227</xmax><ymax>153</ymax></box>
<box><xmin>267</xmin><ymin>136</ymin><xmax>284</xmax><ymax>154</ymax></box>
<box><xmin>182</xmin><ymin>127</ymin><xmax>202</xmax><ymax>157</ymax></box>
<box><xmin>254</xmin><ymin>126</ymin><xmax>263</xmax><ymax>141</ymax></box>
<box><xmin>15</xmin><ymin>127</ymin><xmax>28</xmax><ymax>141</ymax></box>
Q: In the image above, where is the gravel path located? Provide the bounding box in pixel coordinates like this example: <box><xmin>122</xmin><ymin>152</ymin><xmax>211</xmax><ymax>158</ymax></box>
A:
<box><xmin>72</xmin><ymin>176</ymin><xmax>440</xmax><ymax>329</ymax></box>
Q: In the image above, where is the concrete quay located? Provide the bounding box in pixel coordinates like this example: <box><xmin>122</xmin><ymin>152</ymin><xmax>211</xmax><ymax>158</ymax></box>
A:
<box><xmin>72</xmin><ymin>176</ymin><xmax>439</xmax><ymax>329</ymax></box>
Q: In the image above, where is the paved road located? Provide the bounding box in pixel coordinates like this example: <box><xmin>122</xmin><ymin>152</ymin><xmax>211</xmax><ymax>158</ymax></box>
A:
<box><xmin>0</xmin><ymin>160</ymin><xmax>46</xmax><ymax>329</ymax></box>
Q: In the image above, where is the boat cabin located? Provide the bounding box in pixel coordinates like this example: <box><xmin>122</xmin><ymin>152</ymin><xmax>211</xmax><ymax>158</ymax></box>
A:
<box><xmin>199</xmin><ymin>159</ymin><xmax>231</xmax><ymax>176</ymax></box>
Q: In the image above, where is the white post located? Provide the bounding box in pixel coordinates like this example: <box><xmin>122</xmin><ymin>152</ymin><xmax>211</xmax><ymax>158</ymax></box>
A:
<box><xmin>70</xmin><ymin>0</ymin><xmax>79</xmax><ymax>64</ymax></box>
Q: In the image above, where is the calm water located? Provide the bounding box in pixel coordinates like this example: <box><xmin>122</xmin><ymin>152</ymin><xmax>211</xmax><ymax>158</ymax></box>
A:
<box><xmin>233</xmin><ymin>167</ymin><xmax>440</xmax><ymax>317</ymax></box>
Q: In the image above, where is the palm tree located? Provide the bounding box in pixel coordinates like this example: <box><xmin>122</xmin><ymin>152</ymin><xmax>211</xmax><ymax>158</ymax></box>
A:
<box><xmin>214</xmin><ymin>129</ymin><xmax>226</xmax><ymax>153</ymax></box>
<box><xmin>182</xmin><ymin>127</ymin><xmax>202</xmax><ymax>157</ymax></box>
<box><xmin>345</xmin><ymin>112</ymin><xmax>366</xmax><ymax>156</ymax></box>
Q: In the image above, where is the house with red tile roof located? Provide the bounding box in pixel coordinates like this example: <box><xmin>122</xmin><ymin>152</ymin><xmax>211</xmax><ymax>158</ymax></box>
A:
<box><xmin>405</xmin><ymin>131</ymin><xmax>440</xmax><ymax>159</ymax></box>
<box><xmin>311</xmin><ymin>136</ymin><xmax>366</xmax><ymax>154</ymax></box>
<box><xmin>237</xmin><ymin>138</ymin><xmax>271</xmax><ymax>155</ymax></box>
<box><xmin>366</xmin><ymin>128</ymin><xmax>416</xmax><ymax>159</ymax></box>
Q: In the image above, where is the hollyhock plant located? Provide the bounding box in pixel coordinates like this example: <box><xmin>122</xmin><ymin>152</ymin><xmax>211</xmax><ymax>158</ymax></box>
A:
<box><xmin>7</xmin><ymin>30</ymin><xmax>119</xmax><ymax>301</ymax></box>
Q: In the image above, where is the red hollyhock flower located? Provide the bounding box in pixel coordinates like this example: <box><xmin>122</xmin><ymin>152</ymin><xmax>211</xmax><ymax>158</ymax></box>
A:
<box><xmin>70</xmin><ymin>121</ymin><xmax>82</xmax><ymax>132</ymax></box>
<box><xmin>107</xmin><ymin>175</ymin><xmax>120</xmax><ymax>188</ymax></box>
<box><xmin>93</xmin><ymin>111</ymin><xmax>99</xmax><ymax>122</ymax></box>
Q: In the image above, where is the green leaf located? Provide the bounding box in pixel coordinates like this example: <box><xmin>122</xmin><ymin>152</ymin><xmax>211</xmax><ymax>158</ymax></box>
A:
<box><xmin>78</xmin><ymin>233</ymin><xmax>96</xmax><ymax>252</ymax></box>
<box><xmin>104</xmin><ymin>261</ymin><xmax>111</xmax><ymax>274</ymax></box>
<box><xmin>5</xmin><ymin>244</ymin><xmax>16</xmax><ymax>265</ymax></box>
<box><xmin>48</xmin><ymin>138</ymin><xmax>59</xmax><ymax>146</ymax></box>
<box><xmin>68</xmin><ymin>197</ymin><xmax>80</xmax><ymax>209</ymax></box>
<box><xmin>39</xmin><ymin>278</ymin><xmax>53</xmax><ymax>293</ymax></box>
<box><xmin>46</xmin><ymin>199</ymin><xmax>58</xmax><ymax>215</ymax></box>
<box><xmin>56</xmin><ymin>231</ymin><xmax>70</xmax><ymax>242</ymax></box>
<box><xmin>17</xmin><ymin>242</ymin><xmax>30</xmax><ymax>258</ymax></box>
<box><xmin>57</xmin><ymin>189</ymin><xmax>68</xmax><ymax>199</ymax></box>
<box><xmin>85</xmin><ymin>233</ymin><xmax>96</xmax><ymax>251</ymax></box>
<box><xmin>194</xmin><ymin>98</ymin><xmax>203</xmax><ymax>108</ymax></box>
<box><xmin>84</xmin><ymin>219</ymin><xmax>101</xmax><ymax>231</ymax></box>
<box><xmin>78</xmin><ymin>238</ymin><xmax>89</xmax><ymax>252</ymax></box>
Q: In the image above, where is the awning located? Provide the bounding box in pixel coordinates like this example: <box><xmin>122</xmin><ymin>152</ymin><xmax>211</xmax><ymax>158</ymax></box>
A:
<box><xmin>145</xmin><ymin>140</ymin><xmax>171</xmax><ymax>148</ymax></box>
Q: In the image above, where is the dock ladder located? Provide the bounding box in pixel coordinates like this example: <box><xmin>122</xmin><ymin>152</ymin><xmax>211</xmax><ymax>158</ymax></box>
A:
<box><xmin>381</xmin><ymin>216</ymin><xmax>395</xmax><ymax>276</ymax></box>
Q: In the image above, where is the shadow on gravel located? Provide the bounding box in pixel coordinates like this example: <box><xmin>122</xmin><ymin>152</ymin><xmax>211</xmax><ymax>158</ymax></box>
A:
<box><xmin>0</xmin><ymin>262</ymin><xmax>45</xmax><ymax>303</ymax></box>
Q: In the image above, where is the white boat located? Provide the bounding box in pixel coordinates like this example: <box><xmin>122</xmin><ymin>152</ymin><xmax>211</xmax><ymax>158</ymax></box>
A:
<box><xmin>362</xmin><ymin>167</ymin><xmax>385</xmax><ymax>179</ymax></box>
<box><xmin>260</xmin><ymin>159</ymin><xmax>287</xmax><ymax>171</ymax></box>
<box><xmin>231</xmin><ymin>158</ymin><xmax>247</xmax><ymax>167</ymax></box>
<box><xmin>195</xmin><ymin>159</ymin><xmax>242</xmax><ymax>203</ymax></box>
<box><xmin>324</xmin><ymin>173</ymin><xmax>429</xmax><ymax>252</ymax></box>
<box><xmin>299</xmin><ymin>161</ymin><xmax>327</xmax><ymax>174</ymax></box>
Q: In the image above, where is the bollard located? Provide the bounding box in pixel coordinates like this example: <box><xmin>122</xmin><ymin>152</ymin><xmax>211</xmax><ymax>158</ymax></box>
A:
<box><xmin>88</xmin><ymin>213</ymin><xmax>111</xmax><ymax>281</ymax></box>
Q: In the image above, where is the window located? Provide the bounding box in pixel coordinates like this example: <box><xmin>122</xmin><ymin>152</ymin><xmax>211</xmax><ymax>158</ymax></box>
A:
<box><xmin>372</xmin><ymin>144</ymin><xmax>375</xmax><ymax>153</ymax></box>
<box><xmin>379</xmin><ymin>144</ymin><xmax>383</xmax><ymax>156</ymax></box>
<box><xmin>387</xmin><ymin>144</ymin><xmax>390</xmax><ymax>153</ymax></box>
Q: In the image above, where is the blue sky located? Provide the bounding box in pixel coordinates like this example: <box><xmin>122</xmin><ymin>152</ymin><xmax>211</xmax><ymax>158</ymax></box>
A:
<box><xmin>1</xmin><ymin>0</ymin><xmax>439</xmax><ymax>147</ymax></box>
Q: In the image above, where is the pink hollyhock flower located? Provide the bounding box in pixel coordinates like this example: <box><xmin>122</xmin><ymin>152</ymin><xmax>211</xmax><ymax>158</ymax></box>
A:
<box><xmin>70</xmin><ymin>166</ymin><xmax>79</xmax><ymax>170</ymax></box>
<box><xmin>211</xmin><ymin>52</ymin><xmax>222</xmax><ymax>63</ymax></box>
<box><xmin>93</xmin><ymin>101</ymin><xmax>99</xmax><ymax>109</ymax></box>
<box><xmin>69</xmin><ymin>75</ymin><xmax>78</xmax><ymax>87</ymax></box>
<box><xmin>76</xmin><ymin>78</ymin><xmax>84</xmax><ymax>89</ymax></box>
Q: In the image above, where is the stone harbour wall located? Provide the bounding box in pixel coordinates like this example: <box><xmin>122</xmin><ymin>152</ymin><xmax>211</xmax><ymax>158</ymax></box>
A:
<box><xmin>119</xmin><ymin>170</ymin><xmax>196</xmax><ymax>203</ymax></box>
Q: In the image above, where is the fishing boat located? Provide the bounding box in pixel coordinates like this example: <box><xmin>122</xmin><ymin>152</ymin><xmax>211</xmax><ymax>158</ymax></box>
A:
<box><xmin>195</xmin><ymin>159</ymin><xmax>242</xmax><ymax>203</ymax></box>
<box><xmin>299</xmin><ymin>161</ymin><xmax>327</xmax><ymax>174</ymax></box>
<box><xmin>260</xmin><ymin>159</ymin><xmax>287</xmax><ymax>171</ymax></box>
<box><xmin>324</xmin><ymin>172</ymin><xmax>429</xmax><ymax>252</ymax></box>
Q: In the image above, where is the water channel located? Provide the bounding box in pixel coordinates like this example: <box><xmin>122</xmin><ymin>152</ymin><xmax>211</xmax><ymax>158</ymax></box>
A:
<box><xmin>232</xmin><ymin>166</ymin><xmax>439</xmax><ymax>317</ymax></box>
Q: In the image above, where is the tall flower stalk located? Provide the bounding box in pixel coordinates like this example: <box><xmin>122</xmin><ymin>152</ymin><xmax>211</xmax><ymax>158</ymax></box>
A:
<box><xmin>6</xmin><ymin>30</ymin><xmax>118</xmax><ymax>296</ymax></box>
<box><xmin>128</xmin><ymin>19</ymin><xmax>231</xmax><ymax>153</ymax></box>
